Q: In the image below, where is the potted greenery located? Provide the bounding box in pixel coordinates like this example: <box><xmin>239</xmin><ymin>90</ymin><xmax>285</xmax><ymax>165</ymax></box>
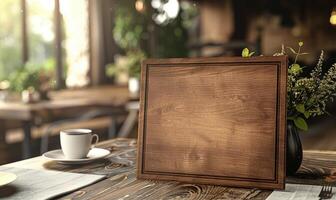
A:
<box><xmin>126</xmin><ymin>51</ymin><xmax>145</xmax><ymax>98</ymax></box>
<box><xmin>6</xmin><ymin>66</ymin><xmax>54</xmax><ymax>103</ymax></box>
<box><xmin>8</xmin><ymin>68</ymin><xmax>41</xmax><ymax>103</ymax></box>
<box><xmin>106</xmin><ymin>51</ymin><xmax>145</xmax><ymax>97</ymax></box>
<box><xmin>105</xmin><ymin>2</ymin><xmax>147</xmax><ymax>97</ymax></box>
<box><xmin>243</xmin><ymin>42</ymin><xmax>336</xmax><ymax>175</ymax></box>
<box><xmin>106</xmin><ymin>0</ymin><xmax>191</xmax><ymax>97</ymax></box>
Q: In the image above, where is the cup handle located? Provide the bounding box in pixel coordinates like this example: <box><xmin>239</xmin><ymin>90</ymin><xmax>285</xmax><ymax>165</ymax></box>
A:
<box><xmin>91</xmin><ymin>134</ymin><xmax>99</xmax><ymax>148</ymax></box>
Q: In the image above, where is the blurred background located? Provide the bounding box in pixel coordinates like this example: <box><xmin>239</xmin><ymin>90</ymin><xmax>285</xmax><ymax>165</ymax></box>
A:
<box><xmin>0</xmin><ymin>0</ymin><xmax>336</xmax><ymax>164</ymax></box>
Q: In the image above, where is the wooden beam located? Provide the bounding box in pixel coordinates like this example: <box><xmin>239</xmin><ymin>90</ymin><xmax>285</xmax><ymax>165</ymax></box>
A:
<box><xmin>88</xmin><ymin>0</ymin><xmax>93</xmax><ymax>86</ymax></box>
<box><xmin>88</xmin><ymin>0</ymin><xmax>106</xmax><ymax>86</ymax></box>
<box><xmin>54</xmin><ymin>0</ymin><xmax>64</xmax><ymax>89</ymax></box>
<box><xmin>21</xmin><ymin>0</ymin><xmax>28</xmax><ymax>63</ymax></box>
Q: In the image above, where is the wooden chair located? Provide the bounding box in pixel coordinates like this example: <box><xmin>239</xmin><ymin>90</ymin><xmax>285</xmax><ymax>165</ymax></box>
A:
<box><xmin>40</xmin><ymin>109</ymin><xmax>126</xmax><ymax>154</ymax></box>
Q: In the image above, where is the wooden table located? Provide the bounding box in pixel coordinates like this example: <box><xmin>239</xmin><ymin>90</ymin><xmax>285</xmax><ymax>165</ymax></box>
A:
<box><xmin>2</xmin><ymin>138</ymin><xmax>336</xmax><ymax>199</ymax></box>
<box><xmin>0</xmin><ymin>86</ymin><xmax>129</xmax><ymax>158</ymax></box>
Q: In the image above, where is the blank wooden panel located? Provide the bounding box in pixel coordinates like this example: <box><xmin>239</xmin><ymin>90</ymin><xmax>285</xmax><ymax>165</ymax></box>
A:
<box><xmin>137</xmin><ymin>56</ymin><xmax>287</xmax><ymax>190</ymax></box>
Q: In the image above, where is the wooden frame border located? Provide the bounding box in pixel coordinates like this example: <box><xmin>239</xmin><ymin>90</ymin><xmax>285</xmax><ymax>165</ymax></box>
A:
<box><xmin>137</xmin><ymin>56</ymin><xmax>287</xmax><ymax>190</ymax></box>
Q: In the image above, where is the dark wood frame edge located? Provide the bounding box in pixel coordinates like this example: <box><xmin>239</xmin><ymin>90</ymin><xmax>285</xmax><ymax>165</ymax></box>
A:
<box><xmin>137</xmin><ymin>56</ymin><xmax>288</xmax><ymax>190</ymax></box>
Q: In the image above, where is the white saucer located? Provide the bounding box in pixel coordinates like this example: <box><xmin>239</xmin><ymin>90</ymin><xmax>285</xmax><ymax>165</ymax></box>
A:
<box><xmin>0</xmin><ymin>172</ymin><xmax>16</xmax><ymax>187</ymax></box>
<box><xmin>43</xmin><ymin>148</ymin><xmax>110</xmax><ymax>164</ymax></box>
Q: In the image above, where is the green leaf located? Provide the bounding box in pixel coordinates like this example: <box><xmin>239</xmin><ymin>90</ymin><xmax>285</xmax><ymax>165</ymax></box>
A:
<box><xmin>298</xmin><ymin>41</ymin><xmax>304</xmax><ymax>47</ymax></box>
<box><xmin>294</xmin><ymin>117</ymin><xmax>308</xmax><ymax>131</ymax></box>
<box><xmin>242</xmin><ymin>48</ymin><xmax>249</xmax><ymax>58</ymax></box>
<box><xmin>248</xmin><ymin>52</ymin><xmax>255</xmax><ymax>57</ymax></box>
<box><xmin>287</xmin><ymin>116</ymin><xmax>295</xmax><ymax>120</ymax></box>
<box><xmin>295</xmin><ymin>104</ymin><xmax>305</xmax><ymax>114</ymax></box>
<box><xmin>287</xmin><ymin>47</ymin><xmax>297</xmax><ymax>54</ymax></box>
<box><xmin>304</xmin><ymin>111</ymin><xmax>311</xmax><ymax>119</ymax></box>
<box><xmin>290</xmin><ymin>64</ymin><xmax>302</xmax><ymax>74</ymax></box>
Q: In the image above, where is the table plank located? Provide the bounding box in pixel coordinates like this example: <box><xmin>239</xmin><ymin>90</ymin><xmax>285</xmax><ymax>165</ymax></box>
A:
<box><xmin>3</xmin><ymin>139</ymin><xmax>336</xmax><ymax>200</ymax></box>
<box><xmin>0</xmin><ymin>98</ymin><xmax>127</xmax><ymax>121</ymax></box>
<box><xmin>0</xmin><ymin>85</ymin><xmax>130</xmax><ymax>121</ymax></box>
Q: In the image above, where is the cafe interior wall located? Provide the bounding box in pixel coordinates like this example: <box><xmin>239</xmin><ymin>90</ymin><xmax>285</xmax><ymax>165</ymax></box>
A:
<box><xmin>198</xmin><ymin>0</ymin><xmax>336</xmax><ymax>150</ymax></box>
<box><xmin>199</xmin><ymin>0</ymin><xmax>336</xmax><ymax>65</ymax></box>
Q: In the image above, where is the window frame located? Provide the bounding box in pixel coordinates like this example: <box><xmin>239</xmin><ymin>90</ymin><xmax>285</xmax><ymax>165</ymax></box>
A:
<box><xmin>20</xmin><ymin>0</ymin><xmax>64</xmax><ymax>89</ymax></box>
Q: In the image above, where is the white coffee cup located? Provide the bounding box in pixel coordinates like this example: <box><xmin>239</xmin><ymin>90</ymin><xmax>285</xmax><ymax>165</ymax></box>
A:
<box><xmin>60</xmin><ymin>129</ymin><xmax>99</xmax><ymax>159</ymax></box>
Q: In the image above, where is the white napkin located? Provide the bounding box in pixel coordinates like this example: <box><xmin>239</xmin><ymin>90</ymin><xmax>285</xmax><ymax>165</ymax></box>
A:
<box><xmin>267</xmin><ymin>183</ymin><xmax>335</xmax><ymax>200</ymax></box>
<box><xmin>0</xmin><ymin>167</ymin><xmax>105</xmax><ymax>200</ymax></box>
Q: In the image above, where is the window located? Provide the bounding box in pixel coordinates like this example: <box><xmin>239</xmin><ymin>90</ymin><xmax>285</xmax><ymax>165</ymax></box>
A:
<box><xmin>0</xmin><ymin>0</ymin><xmax>22</xmax><ymax>81</ymax></box>
<box><xmin>27</xmin><ymin>0</ymin><xmax>56</xmax><ymax>72</ymax></box>
<box><xmin>0</xmin><ymin>0</ymin><xmax>65</xmax><ymax>91</ymax></box>
<box><xmin>60</xmin><ymin>0</ymin><xmax>90</xmax><ymax>88</ymax></box>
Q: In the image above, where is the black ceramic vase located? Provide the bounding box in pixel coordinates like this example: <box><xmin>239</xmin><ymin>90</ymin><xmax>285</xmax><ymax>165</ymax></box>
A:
<box><xmin>286</xmin><ymin>121</ymin><xmax>303</xmax><ymax>175</ymax></box>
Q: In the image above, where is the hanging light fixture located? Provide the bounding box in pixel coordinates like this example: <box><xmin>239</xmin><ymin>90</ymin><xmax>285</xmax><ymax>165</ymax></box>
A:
<box><xmin>330</xmin><ymin>8</ymin><xmax>336</xmax><ymax>26</ymax></box>
<box><xmin>135</xmin><ymin>0</ymin><xmax>145</xmax><ymax>13</ymax></box>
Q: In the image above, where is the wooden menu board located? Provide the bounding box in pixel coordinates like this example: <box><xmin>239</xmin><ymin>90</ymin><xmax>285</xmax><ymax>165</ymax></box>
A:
<box><xmin>137</xmin><ymin>56</ymin><xmax>287</xmax><ymax>189</ymax></box>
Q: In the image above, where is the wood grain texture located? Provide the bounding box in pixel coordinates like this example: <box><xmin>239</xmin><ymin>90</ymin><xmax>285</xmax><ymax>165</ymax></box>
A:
<box><xmin>138</xmin><ymin>56</ymin><xmax>288</xmax><ymax>189</ymax></box>
<box><xmin>2</xmin><ymin>139</ymin><xmax>336</xmax><ymax>199</ymax></box>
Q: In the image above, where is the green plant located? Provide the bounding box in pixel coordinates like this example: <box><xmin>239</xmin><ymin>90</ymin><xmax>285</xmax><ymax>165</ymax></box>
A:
<box><xmin>106</xmin><ymin>50</ymin><xmax>145</xmax><ymax>79</ymax></box>
<box><xmin>8</xmin><ymin>68</ymin><xmax>41</xmax><ymax>92</ymax></box>
<box><xmin>127</xmin><ymin>51</ymin><xmax>145</xmax><ymax>78</ymax></box>
<box><xmin>242</xmin><ymin>42</ymin><xmax>336</xmax><ymax>131</ymax></box>
<box><xmin>113</xmin><ymin>3</ymin><xmax>145</xmax><ymax>52</ymax></box>
<box><xmin>109</xmin><ymin>0</ymin><xmax>194</xmax><ymax>79</ymax></box>
<box><xmin>111</xmin><ymin>1</ymin><xmax>147</xmax><ymax>79</ymax></box>
<box><xmin>242</xmin><ymin>48</ymin><xmax>255</xmax><ymax>58</ymax></box>
<box><xmin>7</xmin><ymin>63</ymin><xmax>55</xmax><ymax>92</ymax></box>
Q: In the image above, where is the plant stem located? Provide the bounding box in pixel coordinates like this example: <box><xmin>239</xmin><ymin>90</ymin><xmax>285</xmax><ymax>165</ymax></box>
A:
<box><xmin>294</xmin><ymin>46</ymin><xmax>301</xmax><ymax>64</ymax></box>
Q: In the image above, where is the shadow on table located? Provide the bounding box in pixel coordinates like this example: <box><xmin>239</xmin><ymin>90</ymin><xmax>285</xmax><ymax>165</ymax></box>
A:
<box><xmin>42</xmin><ymin>159</ymin><xmax>110</xmax><ymax>171</ymax></box>
<box><xmin>0</xmin><ymin>185</ymin><xmax>18</xmax><ymax>198</ymax></box>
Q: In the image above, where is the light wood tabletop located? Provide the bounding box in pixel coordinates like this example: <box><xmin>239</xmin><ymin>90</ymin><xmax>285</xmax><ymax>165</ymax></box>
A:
<box><xmin>1</xmin><ymin>138</ymin><xmax>336</xmax><ymax>199</ymax></box>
